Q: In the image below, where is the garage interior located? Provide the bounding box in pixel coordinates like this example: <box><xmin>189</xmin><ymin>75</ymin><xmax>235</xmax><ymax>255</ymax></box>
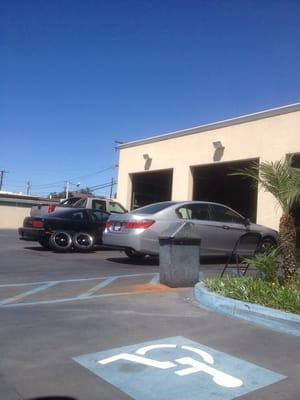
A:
<box><xmin>192</xmin><ymin>159</ymin><xmax>259</xmax><ymax>222</ymax></box>
<box><xmin>131</xmin><ymin>169</ymin><xmax>173</xmax><ymax>209</ymax></box>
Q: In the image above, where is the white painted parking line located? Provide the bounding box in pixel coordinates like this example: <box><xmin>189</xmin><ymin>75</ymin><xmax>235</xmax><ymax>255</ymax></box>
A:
<box><xmin>0</xmin><ymin>272</ymin><xmax>162</xmax><ymax>308</ymax></box>
<box><xmin>0</xmin><ymin>272</ymin><xmax>155</xmax><ymax>288</ymax></box>
<box><xmin>149</xmin><ymin>273</ymin><xmax>159</xmax><ymax>285</ymax></box>
<box><xmin>0</xmin><ymin>282</ymin><xmax>58</xmax><ymax>305</ymax></box>
<box><xmin>78</xmin><ymin>276</ymin><xmax>118</xmax><ymax>298</ymax></box>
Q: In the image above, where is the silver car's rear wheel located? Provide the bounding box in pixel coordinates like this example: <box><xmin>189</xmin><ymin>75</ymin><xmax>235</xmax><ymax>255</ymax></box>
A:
<box><xmin>49</xmin><ymin>231</ymin><xmax>73</xmax><ymax>252</ymax></box>
<box><xmin>73</xmin><ymin>232</ymin><xmax>94</xmax><ymax>251</ymax></box>
<box><xmin>124</xmin><ymin>249</ymin><xmax>146</xmax><ymax>261</ymax></box>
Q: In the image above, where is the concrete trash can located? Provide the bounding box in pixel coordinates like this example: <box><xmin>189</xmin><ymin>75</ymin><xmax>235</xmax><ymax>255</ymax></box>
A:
<box><xmin>159</xmin><ymin>222</ymin><xmax>201</xmax><ymax>287</ymax></box>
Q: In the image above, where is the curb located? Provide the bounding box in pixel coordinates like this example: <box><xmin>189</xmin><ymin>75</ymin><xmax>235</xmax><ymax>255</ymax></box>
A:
<box><xmin>194</xmin><ymin>281</ymin><xmax>300</xmax><ymax>337</ymax></box>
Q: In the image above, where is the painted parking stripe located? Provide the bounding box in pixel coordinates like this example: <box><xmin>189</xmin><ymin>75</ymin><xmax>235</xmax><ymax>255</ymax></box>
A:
<box><xmin>73</xmin><ymin>336</ymin><xmax>286</xmax><ymax>400</ymax></box>
<box><xmin>149</xmin><ymin>273</ymin><xmax>159</xmax><ymax>285</ymax></box>
<box><xmin>0</xmin><ymin>272</ymin><xmax>155</xmax><ymax>288</ymax></box>
<box><xmin>78</xmin><ymin>276</ymin><xmax>118</xmax><ymax>298</ymax></box>
<box><xmin>0</xmin><ymin>273</ymin><xmax>164</xmax><ymax>308</ymax></box>
<box><xmin>0</xmin><ymin>289</ymin><xmax>160</xmax><ymax>307</ymax></box>
<box><xmin>0</xmin><ymin>282</ymin><xmax>58</xmax><ymax>305</ymax></box>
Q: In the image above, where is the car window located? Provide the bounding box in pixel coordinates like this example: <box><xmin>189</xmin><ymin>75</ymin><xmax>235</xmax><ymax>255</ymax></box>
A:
<box><xmin>177</xmin><ymin>204</ymin><xmax>210</xmax><ymax>220</ymax></box>
<box><xmin>73</xmin><ymin>198</ymin><xmax>87</xmax><ymax>208</ymax></box>
<box><xmin>177</xmin><ymin>207</ymin><xmax>192</xmax><ymax>219</ymax></box>
<box><xmin>109</xmin><ymin>202</ymin><xmax>126</xmax><ymax>213</ymax></box>
<box><xmin>210</xmin><ymin>204</ymin><xmax>244</xmax><ymax>224</ymax></box>
<box><xmin>70</xmin><ymin>210</ymin><xmax>86</xmax><ymax>220</ymax></box>
<box><xmin>92</xmin><ymin>200</ymin><xmax>106</xmax><ymax>211</ymax></box>
<box><xmin>88</xmin><ymin>209</ymin><xmax>109</xmax><ymax>222</ymax></box>
<box><xmin>61</xmin><ymin>197</ymin><xmax>82</xmax><ymax>206</ymax></box>
<box><xmin>131</xmin><ymin>202</ymin><xmax>176</xmax><ymax>214</ymax></box>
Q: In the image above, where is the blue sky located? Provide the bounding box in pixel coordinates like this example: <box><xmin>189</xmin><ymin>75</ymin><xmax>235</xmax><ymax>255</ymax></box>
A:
<box><xmin>1</xmin><ymin>0</ymin><xmax>299</xmax><ymax>197</ymax></box>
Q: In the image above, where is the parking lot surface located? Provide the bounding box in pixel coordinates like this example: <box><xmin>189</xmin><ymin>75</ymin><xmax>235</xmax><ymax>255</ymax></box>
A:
<box><xmin>0</xmin><ymin>229</ymin><xmax>299</xmax><ymax>400</ymax></box>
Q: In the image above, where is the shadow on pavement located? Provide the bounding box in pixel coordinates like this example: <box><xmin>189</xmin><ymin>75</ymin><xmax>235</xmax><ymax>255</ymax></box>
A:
<box><xmin>107</xmin><ymin>255</ymin><xmax>159</xmax><ymax>266</ymax></box>
<box><xmin>26</xmin><ymin>397</ymin><xmax>77</xmax><ymax>400</ymax></box>
<box><xmin>22</xmin><ymin>245</ymin><xmax>117</xmax><ymax>254</ymax></box>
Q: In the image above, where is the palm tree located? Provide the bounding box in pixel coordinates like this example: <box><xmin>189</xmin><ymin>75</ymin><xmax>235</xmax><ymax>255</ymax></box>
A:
<box><xmin>233</xmin><ymin>155</ymin><xmax>300</xmax><ymax>283</ymax></box>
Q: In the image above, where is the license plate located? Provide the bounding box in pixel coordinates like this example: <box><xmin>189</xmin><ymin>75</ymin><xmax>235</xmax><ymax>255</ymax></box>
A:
<box><xmin>113</xmin><ymin>222</ymin><xmax>122</xmax><ymax>232</ymax></box>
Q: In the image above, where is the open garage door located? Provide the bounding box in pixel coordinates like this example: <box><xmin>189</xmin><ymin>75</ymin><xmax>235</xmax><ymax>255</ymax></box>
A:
<box><xmin>192</xmin><ymin>159</ymin><xmax>258</xmax><ymax>222</ymax></box>
<box><xmin>131</xmin><ymin>169</ymin><xmax>173</xmax><ymax>209</ymax></box>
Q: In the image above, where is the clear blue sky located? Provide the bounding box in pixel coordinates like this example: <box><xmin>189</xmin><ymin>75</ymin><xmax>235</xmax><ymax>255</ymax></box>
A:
<box><xmin>1</xmin><ymin>0</ymin><xmax>299</xmax><ymax>197</ymax></box>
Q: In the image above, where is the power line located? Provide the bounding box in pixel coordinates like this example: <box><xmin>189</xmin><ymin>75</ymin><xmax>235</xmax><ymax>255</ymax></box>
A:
<box><xmin>32</xmin><ymin>166</ymin><xmax>115</xmax><ymax>189</ymax></box>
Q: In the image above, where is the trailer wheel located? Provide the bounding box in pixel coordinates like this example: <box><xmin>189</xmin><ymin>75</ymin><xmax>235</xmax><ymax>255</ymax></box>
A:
<box><xmin>49</xmin><ymin>231</ymin><xmax>73</xmax><ymax>252</ymax></box>
<box><xmin>73</xmin><ymin>232</ymin><xmax>94</xmax><ymax>251</ymax></box>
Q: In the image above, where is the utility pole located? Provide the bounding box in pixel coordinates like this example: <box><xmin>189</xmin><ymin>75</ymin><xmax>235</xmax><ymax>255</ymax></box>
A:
<box><xmin>0</xmin><ymin>170</ymin><xmax>8</xmax><ymax>191</ymax></box>
<box><xmin>109</xmin><ymin>177</ymin><xmax>114</xmax><ymax>198</ymax></box>
<box><xmin>65</xmin><ymin>181</ymin><xmax>80</xmax><ymax>199</ymax></box>
<box><xmin>26</xmin><ymin>181</ymin><xmax>32</xmax><ymax>195</ymax></box>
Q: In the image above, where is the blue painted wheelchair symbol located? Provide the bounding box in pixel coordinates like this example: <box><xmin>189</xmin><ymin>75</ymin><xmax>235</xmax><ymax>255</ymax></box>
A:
<box><xmin>73</xmin><ymin>336</ymin><xmax>286</xmax><ymax>400</ymax></box>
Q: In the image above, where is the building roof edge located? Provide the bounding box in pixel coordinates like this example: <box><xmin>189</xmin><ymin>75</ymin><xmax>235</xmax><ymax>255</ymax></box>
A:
<box><xmin>119</xmin><ymin>102</ymin><xmax>300</xmax><ymax>149</ymax></box>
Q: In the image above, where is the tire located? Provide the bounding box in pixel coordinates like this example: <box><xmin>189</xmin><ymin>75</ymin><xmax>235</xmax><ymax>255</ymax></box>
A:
<box><xmin>73</xmin><ymin>232</ymin><xmax>94</xmax><ymax>251</ymax></box>
<box><xmin>124</xmin><ymin>249</ymin><xmax>146</xmax><ymax>261</ymax></box>
<box><xmin>38</xmin><ymin>237</ymin><xmax>51</xmax><ymax>249</ymax></box>
<box><xmin>259</xmin><ymin>237</ymin><xmax>276</xmax><ymax>253</ymax></box>
<box><xmin>49</xmin><ymin>231</ymin><xmax>73</xmax><ymax>252</ymax></box>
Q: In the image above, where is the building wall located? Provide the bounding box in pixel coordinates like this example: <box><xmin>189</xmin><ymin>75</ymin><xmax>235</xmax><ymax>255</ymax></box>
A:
<box><xmin>0</xmin><ymin>204</ymin><xmax>31</xmax><ymax>229</ymax></box>
<box><xmin>0</xmin><ymin>196</ymin><xmax>54</xmax><ymax>229</ymax></box>
<box><xmin>117</xmin><ymin>108</ymin><xmax>300</xmax><ymax>230</ymax></box>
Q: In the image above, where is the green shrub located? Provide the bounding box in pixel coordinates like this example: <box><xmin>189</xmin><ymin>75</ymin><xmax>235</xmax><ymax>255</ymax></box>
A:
<box><xmin>243</xmin><ymin>247</ymin><xmax>280</xmax><ymax>283</ymax></box>
<box><xmin>204</xmin><ymin>277</ymin><xmax>300</xmax><ymax>314</ymax></box>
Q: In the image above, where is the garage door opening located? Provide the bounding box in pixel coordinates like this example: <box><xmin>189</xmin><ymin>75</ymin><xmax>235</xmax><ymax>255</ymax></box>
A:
<box><xmin>131</xmin><ymin>169</ymin><xmax>173</xmax><ymax>209</ymax></box>
<box><xmin>192</xmin><ymin>159</ymin><xmax>258</xmax><ymax>222</ymax></box>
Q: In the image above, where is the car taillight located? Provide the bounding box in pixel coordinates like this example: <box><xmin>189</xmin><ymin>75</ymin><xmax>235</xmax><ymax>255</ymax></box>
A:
<box><xmin>48</xmin><ymin>204</ymin><xmax>56</xmax><ymax>213</ymax></box>
<box><xmin>124</xmin><ymin>220</ymin><xmax>155</xmax><ymax>229</ymax></box>
<box><xmin>106</xmin><ymin>221</ymin><xmax>113</xmax><ymax>229</ymax></box>
<box><xmin>32</xmin><ymin>220</ymin><xmax>44</xmax><ymax>228</ymax></box>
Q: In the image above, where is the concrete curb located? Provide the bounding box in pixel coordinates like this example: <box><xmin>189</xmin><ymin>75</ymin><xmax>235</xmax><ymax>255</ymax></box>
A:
<box><xmin>194</xmin><ymin>281</ymin><xmax>300</xmax><ymax>337</ymax></box>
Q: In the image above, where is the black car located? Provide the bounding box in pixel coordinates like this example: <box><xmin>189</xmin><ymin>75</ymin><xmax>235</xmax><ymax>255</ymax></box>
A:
<box><xmin>19</xmin><ymin>208</ymin><xmax>109</xmax><ymax>251</ymax></box>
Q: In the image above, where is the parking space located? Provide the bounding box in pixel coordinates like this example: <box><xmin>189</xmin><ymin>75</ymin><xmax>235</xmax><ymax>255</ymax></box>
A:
<box><xmin>0</xmin><ymin>273</ymin><xmax>170</xmax><ymax>307</ymax></box>
<box><xmin>0</xmin><ymin>230</ymin><xmax>299</xmax><ymax>400</ymax></box>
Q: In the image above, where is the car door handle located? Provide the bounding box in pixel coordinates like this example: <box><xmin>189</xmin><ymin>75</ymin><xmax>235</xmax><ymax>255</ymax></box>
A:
<box><xmin>222</xmin><ymin>225</ymin><xmax>230</xmax><ymax>230</ymax></box>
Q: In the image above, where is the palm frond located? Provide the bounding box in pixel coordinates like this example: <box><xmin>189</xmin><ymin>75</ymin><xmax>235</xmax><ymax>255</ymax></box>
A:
<box><xmin>230</xmin><ymin>155</ymin><xmax>300</xmax><ymax>213</ymax></box>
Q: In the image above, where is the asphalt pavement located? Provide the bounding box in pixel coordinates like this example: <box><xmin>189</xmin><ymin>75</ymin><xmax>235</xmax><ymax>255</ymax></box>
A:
<box><xmin>0</xmin><ymin>229</ymin><xmax>299</xmax><ymax>400</ymax></box>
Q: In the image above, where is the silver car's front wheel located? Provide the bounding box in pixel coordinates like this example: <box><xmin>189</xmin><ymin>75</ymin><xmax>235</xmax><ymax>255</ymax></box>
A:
<box><xmin>259</xmin><ymin>237</ymin><xmax>276</xmax><ymax>253</ymax></box>
<box><xmin>124</xmin><ymin>249</ymin><xmax>146</xmax><ymax>261</ymax></box>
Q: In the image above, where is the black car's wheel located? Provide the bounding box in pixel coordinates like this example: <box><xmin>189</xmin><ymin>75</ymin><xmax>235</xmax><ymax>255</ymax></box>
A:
<box><xmin>38</xmin><ymin>237</ymin><xmax>51</xmax><ymax>249</ymax></box>
<box><xmin>259</xmin><ymin>237</ymin><xmax>277</xmax><ymax>253</ymax></box>
<box><xmin>124</xmin><ymin>249</ymin><xmax>146</xmax><ymax>261</ymax></box>
<box><xmin>73</xmin><ymin>232</ymin><xmax>94</xmax><ymax>251</ymax></box>
<box><xmin>49</xmin><ymin>231</ymin><xmax>73</xmax><ymax>252</ymax></box>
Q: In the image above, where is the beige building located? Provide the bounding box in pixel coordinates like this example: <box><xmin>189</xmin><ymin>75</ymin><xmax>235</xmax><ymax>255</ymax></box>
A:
<box><xmin>116</xmin><ymin>103</ymin><xmax>300</xmax><ymax>230</ymax></box>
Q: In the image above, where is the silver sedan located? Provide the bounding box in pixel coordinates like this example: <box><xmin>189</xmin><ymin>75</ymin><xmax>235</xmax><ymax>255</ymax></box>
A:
<box><xmin>103</xmin><ymin>201</ymin><xmax>278</xmax><ymax>260</ymax></box>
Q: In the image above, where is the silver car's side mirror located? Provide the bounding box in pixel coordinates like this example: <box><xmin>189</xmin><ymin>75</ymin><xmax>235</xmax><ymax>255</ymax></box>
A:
<box><xmin>244</xmin><ymin>218</ymin><xmax>251</xmax><ymax>226</ymax></box>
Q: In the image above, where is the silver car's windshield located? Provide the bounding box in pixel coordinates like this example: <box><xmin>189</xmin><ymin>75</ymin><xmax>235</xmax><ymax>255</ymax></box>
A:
<box><xmin>131</xmin><ymin>201</ymin><xmax>177</xmax><ymax>214</ymax></box>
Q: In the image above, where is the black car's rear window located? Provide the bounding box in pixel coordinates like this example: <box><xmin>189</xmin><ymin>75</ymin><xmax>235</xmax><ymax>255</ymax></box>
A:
<box><xmin>46</xmin><ymin>209</ymin><xmax>86</xmax><ymax>218</ymax></box>
<box><xmin>131</xmin><ymin>202</ymin><xmax>176</xmax><ymax>215</ymax></box>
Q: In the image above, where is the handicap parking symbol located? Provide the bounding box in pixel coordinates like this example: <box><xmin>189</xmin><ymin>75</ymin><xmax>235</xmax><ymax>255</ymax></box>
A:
<box><xmin>73</xmin><ymin>336</ymin><xmax>286</xmax><ymax>400</ymax></box>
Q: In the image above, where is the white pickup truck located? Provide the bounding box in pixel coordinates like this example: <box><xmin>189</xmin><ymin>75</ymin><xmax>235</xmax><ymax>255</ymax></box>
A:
<box><xmin>30</xmin><ymin>196</ymin><xmax>127</xmax><ymax>217</ymax></box>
